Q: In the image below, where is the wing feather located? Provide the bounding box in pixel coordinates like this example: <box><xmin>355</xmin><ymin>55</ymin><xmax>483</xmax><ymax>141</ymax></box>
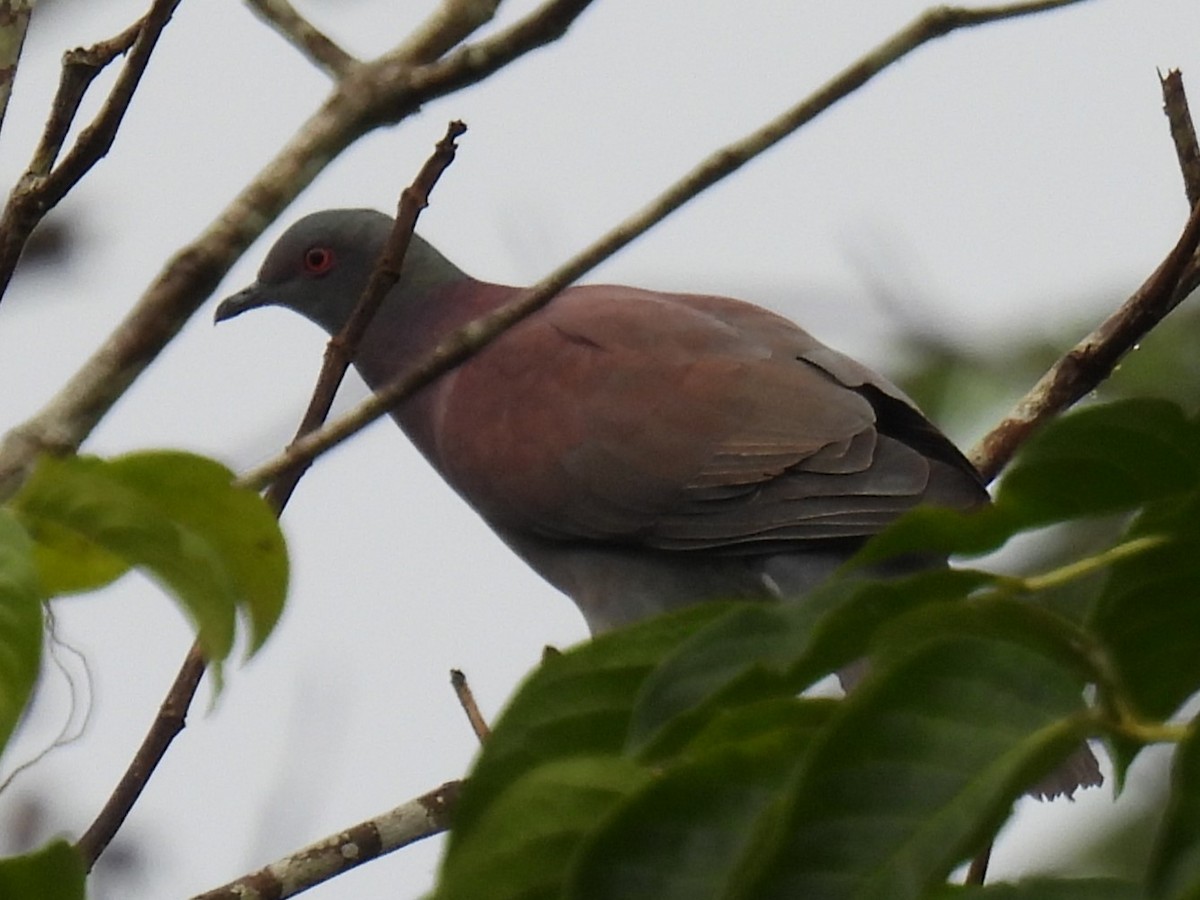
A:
<box><xmin>432</xmin><ymin>284</ymin><xmax>985</xmax><ymax>551</ymax></box>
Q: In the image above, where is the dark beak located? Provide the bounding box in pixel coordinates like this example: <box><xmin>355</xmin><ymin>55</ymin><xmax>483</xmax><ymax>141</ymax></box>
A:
<box><xmin>214</xmin><ymin>284</ymin><xmax>268</xmax><ymax>323</ymax></box>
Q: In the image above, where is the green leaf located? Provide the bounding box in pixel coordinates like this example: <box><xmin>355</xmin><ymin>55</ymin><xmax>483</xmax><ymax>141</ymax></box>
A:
<box><xmin>102</xmin><ymin>451</ymin><xmax>288</xmax><ymax>651</ymax></box>
<box><xmin>22</xmin><ymin>515</ymin><xmax>128</xmax><ymax>595</ymax></box>
<box><xmin>569</xmin><ymin>700</ymin><xmax>834</xmax><ymax>900</ymax></box>
<box><xmin>448</xmin><ymin>602</ymin><xmax>733</xmax><ymax>853</ymax></box>
<box><xmin>858</xmin><ymin>399</ymin><xmax>1200</xmax><ymax>566</ymax></box>
<box><xmin>0</xmin><ymin>840</ymin><xmax>86</xmax><ymax>900</ymax></box>
<box><xmin>870</xmin><ymin>595</ymin><xmax>1096</xmax><ymax>686</ymax></box>
<box><xmin>433</xmin><ymin>756</ymin><xmax>651</xmax><ymax>900</ymax></box>
<box><xmin>852</xmin><ymin>504</ymin><xmax>1017</xmax><ymax>568</ymax></box>
<box><xmin>629</xmin><ymin>568</ymin><xmax>994</xmax><ymax>758</ymax></box>
<box><xmin>0</xmin><ymin>508</ymin><xmax>43</xmax><ymax>754</ymax></box>
<box><xmin>996</xmin><ymin>399</ymin><xmax>1200</xmax><ymax>521</ymax></box>
<box><xmin>742</xmin><ymin>610</ymin><xmax>1096</xmax><ymax>900</ymax></box>
<box><xmin>625</xmin><ymin>602</ymin><xmax>801</xmax><ymax>758</ymax></box>
<box><xmin>13</xmin><ymin>452</ymin><xmax>287</xmax><ymax>664</ymax></box>
<box><xmin>1090</xmin><ymin>489</ymin><xmax>1200</xmax><ymax>777</ymax></box>
<box><xmin>676</xmin><ymin>696</ymin><xmax>838</xmax><ymax>758</ymax></box>
<box><xmin>1147</xmin><ymin>719</ymin><xmax>1200</xmax><ymax>900</ymax></box>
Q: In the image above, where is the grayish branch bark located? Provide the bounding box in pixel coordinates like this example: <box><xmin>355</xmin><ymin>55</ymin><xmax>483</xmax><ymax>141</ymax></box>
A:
<box><xmin>243</xmin><ymin>0</ymin><xmax>357</xmax><ymax>77</ymax></box>
<box><xmin>190</xmin><ymin>781</ymin><xmax>460</xmax><ymax>900</ymax></box>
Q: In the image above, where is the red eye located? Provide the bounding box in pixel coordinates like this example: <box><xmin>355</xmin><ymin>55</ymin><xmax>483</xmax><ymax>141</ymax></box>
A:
<box><xmin>302</xmin><ymin>246</ymin><xmax>334</xmax><ymax>275</ymax></box>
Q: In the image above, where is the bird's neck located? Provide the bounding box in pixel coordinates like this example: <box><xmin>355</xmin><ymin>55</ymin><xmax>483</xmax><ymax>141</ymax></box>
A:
<box><xmin>350</xmin><ymin>276</ymin><xmax>522</xmax><ymax>467</ymax></box>
<box><xmin>352</xmin><ymin>277</ymin><xmax>521</xmax><ymax>391</ymax></box>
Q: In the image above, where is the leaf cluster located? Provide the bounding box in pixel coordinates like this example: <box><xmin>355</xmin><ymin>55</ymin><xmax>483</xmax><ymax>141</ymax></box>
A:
<box><xmin>0</xmin><ymin>451</ymin><xmax>287</xmax><ymax>895</ymax></box>
<box><xmin>432</xmin><ymin>399</ymin><xmax>1200</xmax><ymax>900</ymax></box>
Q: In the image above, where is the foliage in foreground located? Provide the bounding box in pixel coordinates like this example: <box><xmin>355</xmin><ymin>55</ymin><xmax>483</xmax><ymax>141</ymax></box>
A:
<box><xmin>432</xmin><ymin>398</ymin><xmax>1200</xmax><ymax>900</ymax></box>
<box><xmin>1</xmin><ymin>402</ymin><xmax>1197</xmax><ymax>898</ymax></box>
<box><xmin>0</xmin><ymin>451</ymin><xmax>287</xmax><ymax>897</ymax></box>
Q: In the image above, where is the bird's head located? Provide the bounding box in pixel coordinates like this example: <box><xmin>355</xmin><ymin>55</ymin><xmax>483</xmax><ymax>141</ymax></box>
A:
<box><xmin>214</xmin><ymin>208</ymin><xmax>462</xmax><ymax>335</ymax></box>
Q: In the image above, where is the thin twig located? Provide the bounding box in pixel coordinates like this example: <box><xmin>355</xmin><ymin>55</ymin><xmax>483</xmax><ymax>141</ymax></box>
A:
<box><xmin>264</xmin><ymin>120</ymin><xmax>467</xmax><ymax>512</ymax></box>
<box><xmin>451</xmin><ymin>669</ymin><xmax>491</xmax><ymax>743</ymax></box>
<box><xmin>970</xmin><ymin>175</ymin><xmax>1200</xmax><ymax>481</ymax></box>
<box><xmin>243</xmin><ymin>0</ymin><xmax>356</xmax><ymax>78</ymax></box>
<box><xmin>1162</xmin><ymin>69</ymin><xmax>1200</xmax><ymax>209</ymax></box>
<box><xmin>0</xmin><ymin>0</ymin><xmax>180</xmax><ymax>307</ymax></box>
<box><xmin>965</xmin><ymin>843</ymin><xmax>992</xmax><ymax>885</ymax></box>
<box><xmin>75</xmin><ymin>642</ymin><xmax>206</xmax><ymax>869</ymax></box>
<box><xmin>28</xmin><ymin>19</ymin><xmax>144</xmax><ymax>178</ymax></box>
<box><xmin>972</xmin><ymin>73</ymin><xmax>1200</xmax><ymax>480</ymax></box>
<box><xmin>190</xmin><ymin>781</ymin><xmax>461</xmax><ymax>900</ymax></box>
<box><xmin>0</xmin><ymin>0</ymin><xmax>596</xmax><ymax>499</ymax></box>
<box><xmin>237</xmin><ymin>0</ymin><xmax>1093</xmax><ymax>492</ymax></box>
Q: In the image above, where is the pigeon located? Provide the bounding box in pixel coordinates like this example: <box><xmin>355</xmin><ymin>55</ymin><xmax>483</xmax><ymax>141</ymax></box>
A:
<box><xmin>216</xmin><ymin>209</ymin><xmax>990</xmax><ymax>631</ymax></box>
<box><xmin>216</xmin><ymin>209</ymin><xmax>1103</xmax><ymax>797</ymax></box>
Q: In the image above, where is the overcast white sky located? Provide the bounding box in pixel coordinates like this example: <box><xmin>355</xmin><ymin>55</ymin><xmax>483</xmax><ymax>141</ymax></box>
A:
<box><xmin>1</xmin><ymin>1</ymin><xmax>1198</xmax><ymax>897</ymax></box>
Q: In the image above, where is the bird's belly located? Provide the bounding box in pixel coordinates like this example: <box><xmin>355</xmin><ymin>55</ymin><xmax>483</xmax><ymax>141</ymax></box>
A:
<box><xmin>496</xmin><ymin>527</ymin><xmax>852</xmax><ymax>634</ymax></box>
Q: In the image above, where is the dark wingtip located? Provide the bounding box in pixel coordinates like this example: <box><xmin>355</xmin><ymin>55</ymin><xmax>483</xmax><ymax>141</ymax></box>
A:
<box><xmin>214</xmin><ymin>285</ymin><xmax>265</xmax><ymax>324</ymax></box>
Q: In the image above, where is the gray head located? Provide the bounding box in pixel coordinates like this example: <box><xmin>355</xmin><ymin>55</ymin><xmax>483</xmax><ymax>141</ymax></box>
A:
<box><xmin>214</xmin><ymin>208</ymin><xmax>465</xmax><ymax>334</ymax></box>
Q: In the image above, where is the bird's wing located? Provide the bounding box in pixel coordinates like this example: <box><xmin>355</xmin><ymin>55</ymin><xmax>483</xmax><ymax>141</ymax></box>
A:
<box><xmin>430</xmin><ymin>285</ymin><xmax>985</xmax><ymax>551</ymax></box>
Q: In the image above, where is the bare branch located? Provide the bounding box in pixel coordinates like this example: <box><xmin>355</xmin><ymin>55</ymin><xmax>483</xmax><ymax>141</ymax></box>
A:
<box><xmin>0</xmin><ymin>0</ymin><xmax>33</xmax><ymax>135</ymax></box>
<box><xmin>75</xmin><ymin>643</ymin><xmax>206</xmax><ymax>869</ymax></box>
<box><xmin>1162</xmin><ymin>69</ymin><xmax>1200</xmax><ymax>305</ymax></box>
<box><xmin>451</xmin><ymin>669</ymin><xmax>492</xmax><ymax>743</ymax></box>
<box><xmin>0</xmin><ymin>0</ymin><xmax>180</xmax><ymax>307</ymax></box>
<box><xmin>353</xmin><ymin>0</ymin><xmax>596</xmax><ymax>129</ymax></box>
<box><xmin>971</xmin><ymin>198</ymin><xmax>1200</xmax><ymax>481</ymax></box>
<box><xmin>0</xmin><ymin>0</ymin><xmax>597</xmax><ymax>499</ymax></box>
<box><xmin>243</xmin><ymin>0</ymin><xmax>357</xmax><ymax>78</ymax></box>
<box><xmin>971</xmin><ymin>71</ymin><xmax>1200</xmax><ymax>480</ymax></box>
<box><xmin>236</xmin><ymin>0</ymin><xmax>1094</xmax><ymax>492</ymax></box>
<box><xmin>264</xmin><ymin>120</ymin><xmax>467</xmax><ymax>513</ymax></box>
<box><xmin>28</xmin><ymin>19</ymin><xmax>143</xmax><ymax>178</ymax></box>
<box><xmin>1162</xmin><ymin>69</ymin><xmax>1200</xmax><ymax>209</ymax></box>
<box><xmin>191</xmin><ymin>781</ymin><xmax>460</xmax><ymax>900</ymax></box>
<box><xmin>386</xmin><ymin>0</ymin><xmax>502</xmax><ymax>66</ymax></box>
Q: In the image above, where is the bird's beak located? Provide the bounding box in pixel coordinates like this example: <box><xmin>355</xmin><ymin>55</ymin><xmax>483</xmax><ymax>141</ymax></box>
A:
<box><xmin>214</xmin><ymin>284</ymin><xmax>268</xmax><ymax>323</ymax></box>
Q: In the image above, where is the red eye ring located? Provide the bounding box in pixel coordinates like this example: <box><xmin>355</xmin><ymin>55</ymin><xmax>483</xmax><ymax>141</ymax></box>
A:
<box><xmin>302</xmin><ymin>246</ymin><xmax>335</xmax><ymax>275</ymax></box>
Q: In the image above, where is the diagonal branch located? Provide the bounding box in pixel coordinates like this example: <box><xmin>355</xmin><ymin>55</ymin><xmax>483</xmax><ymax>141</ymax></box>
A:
<box><xmin>243</xmin><ymin>0</ymin><xmax>357</xmax><ymax>77</ymax></box>
<box><xmin>264</xmin><ymin>120</ymin><xmax>467</xmax><ymax>512</ymax></box>
<box><xmin>0</xmin><ymin>0</ymin><xmax>180</xmax><ymax>306</ymax></box>
<box><xmin>27</xmin><ymin>19</ymin><xmax>145</xmax><ymax>179</ymax></box>
<box><xmin>451</xmin><ymin>669</ymin><xmax>492</xmax><ymax>743</ymax></box>
<box><xmin>385</xmin><ymin>0</ymin><xmax>504</xmax><ymax>67</ymax></box>
<box><xmin>190</xmin><ymin>781</ymin><xmax>460</xmax><ymax>900</ymax></box>
<box><xmin>75</xmin><ymin>643</ymin><xmax>206</xmax><ymax>868</ymax></box>
<box><xmin>971</xmin><ymin>73</ymin><xmax>1200</xmax><ymax>481</ymax></box>
<box><xmin>1162</xmin><ymin>69</ymin><xmax>1200</xmax><ymax>209</ymax></box>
